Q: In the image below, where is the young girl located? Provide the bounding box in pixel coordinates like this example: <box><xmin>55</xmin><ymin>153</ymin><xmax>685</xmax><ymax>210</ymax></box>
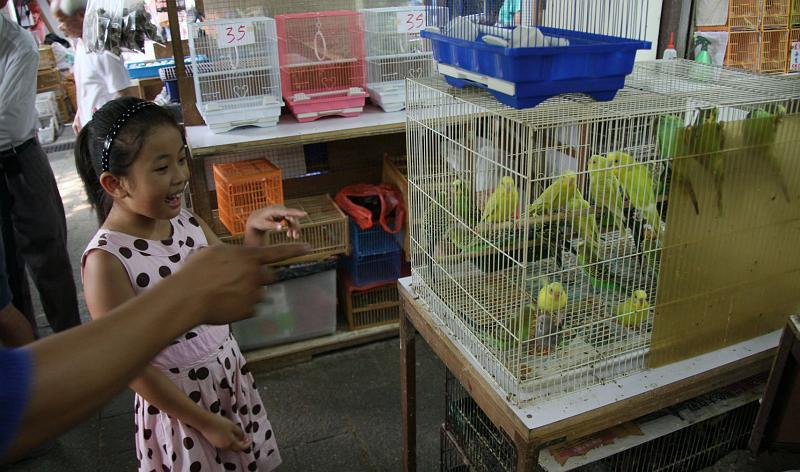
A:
<box><xmin>76</xmin><ymin>96</ymin><xmax>306</xmax><ymax>471</ymax></box>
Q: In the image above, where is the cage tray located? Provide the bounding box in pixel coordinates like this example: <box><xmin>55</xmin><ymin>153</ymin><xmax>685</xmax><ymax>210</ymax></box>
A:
<box><xmin>285</xmin><ymin>89</ymin><xmax>368</xmax><ymax>122</ymax></box>
<box><xmin>200</xmin><ymin>96</ymin><xmax>282</xmax><ymax>134</ymax></box>
<box><xmin>421</xmin><ymin>27</ymin><xmax>651</xmax><ymax>108</ymax></box>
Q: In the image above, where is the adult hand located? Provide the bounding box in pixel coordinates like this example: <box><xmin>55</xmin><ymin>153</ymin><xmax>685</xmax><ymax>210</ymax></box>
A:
<box><xmin>177</xmin><ymin>244</ymin><xmax>310</xmax><ymax>326</ymax></box>
<box><xmin>246</xmin><ymin>205</ymin><xmax>307</xmax><ymax>240</ymax></box>
<box><xmin>72</xmin><ymin>115</ymin><xmax>81</xmax><ymax>135</ymax></box>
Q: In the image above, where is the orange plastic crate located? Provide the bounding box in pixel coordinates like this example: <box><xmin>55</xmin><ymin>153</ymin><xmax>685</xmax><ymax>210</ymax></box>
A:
<box><xmin>762</xmin><ymin>0</ymin><xmax>791</xmax><ymax>28</ymax></box>
<box><xmin>760</xmin><ymin>29</ymin><xmax>790</xmax><ymax>71</ymax></box>
<box><xmin>213</xmin><ymin>159</ymin><xmax>283</xmax><ymax>236</ymax></box>
<box><xmin>729</xmin><ymin>0</ymin><xmax>763</xmax><ymax>30</ymax></box>
<box><xmin>726</xmin><ymin>31</ymin><xmax>761</xmax><ymax>71</ymax></box>
<box><xmin>789</xmin><ymin>29</ymin><xmax>800</xmax><ymax>71</ymax></box>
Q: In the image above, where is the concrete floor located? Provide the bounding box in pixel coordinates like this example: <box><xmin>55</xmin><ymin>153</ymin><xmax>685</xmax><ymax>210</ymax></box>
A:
<box><xmin>2</xmin><ymin>128</ymin><xmax>798</xmax><ymax>472</ymax></box>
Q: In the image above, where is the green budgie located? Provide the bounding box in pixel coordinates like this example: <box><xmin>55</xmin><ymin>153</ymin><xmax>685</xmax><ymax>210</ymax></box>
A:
<box><xmin>421</xmin><ymin>189</ymin><xmax>451</xmax><ymax>257</ymax></box>
<box><xmin>687</xmin><ymin>107</ymin><xmax>725</xmax><ymax>215</ymax></box>
<box><xmin>657</xmin><ymin>115</ymin><xmax>700</xmax><ymax>215</ymax></box>
<box><xmin>607</xmin><ymin>151</ymin><xmax>664</xmax><ymax>238</ymax></box>
<box><xmin>587</xmin><ymin>155</ymin><xmax>628</xmax><ymax>234</ymax></box>
<box><xmin>527</xmin><ymin>170</ymin><xmax>580</xmax><ymax>217</ymax></box>
<box><xmin>615</xmin><ymin>290</ymin><xmax>651</xmax><ymax>328</ymax></box>
<box><xmin>483</xmin><ymin>303</ymin><xmax>537</xmax><ymax>351</ymax></box>
<box><xmin>744</xmin><ymin>106</ymin><xmax>791</xmax><ymax>202</ymax></box>
<box><xmin>451</xmin><ymin>178</ymin><xmax>476</xmax><ymax>222</ymax></box>
<box><xmin>481</xmin><ymin>176</ymin><xmax>519</xmax><ymax>223</ymax></box>
<box><xmin>566</xmin><ymin>196</ymin><xmax>601</xmax><ymax>260</ymax></box>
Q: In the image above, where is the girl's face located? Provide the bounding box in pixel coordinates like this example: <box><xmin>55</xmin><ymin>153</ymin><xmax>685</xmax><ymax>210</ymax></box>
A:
<box><xmin>119</xmin><ymin>126</ymin><xmax>189</xmax><ymax>221</ymax></box>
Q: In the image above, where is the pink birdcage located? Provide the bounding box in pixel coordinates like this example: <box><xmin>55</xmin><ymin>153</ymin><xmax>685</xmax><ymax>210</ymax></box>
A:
<box><xmin>275</xmin><ymin>10</ymin><xmax>368</xmax><ymax>122</ymax></box>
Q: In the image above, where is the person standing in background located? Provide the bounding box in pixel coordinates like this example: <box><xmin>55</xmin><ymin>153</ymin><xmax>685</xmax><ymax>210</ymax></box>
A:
<box><xmin>0</xmin><ymin>0</ymin><xmax>82</xmax><ymax>334</ymax></box>
<box><xmin>51</xmin><ymin>0</ymin><xmax>137</xmax><ymax>134</ymax></box>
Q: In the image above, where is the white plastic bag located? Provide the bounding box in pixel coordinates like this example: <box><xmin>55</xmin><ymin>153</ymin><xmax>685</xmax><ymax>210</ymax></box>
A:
<box><xmin>82</xmin><ymin>0</ymin><xmax>160</xmax><ymax>55</ymax></box>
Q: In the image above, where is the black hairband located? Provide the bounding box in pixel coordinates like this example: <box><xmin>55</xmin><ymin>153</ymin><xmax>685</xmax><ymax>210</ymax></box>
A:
<box><xmin>101</xmin><ymin>101</ymin><xmax>156</xmax><ymax>172</ymax></box>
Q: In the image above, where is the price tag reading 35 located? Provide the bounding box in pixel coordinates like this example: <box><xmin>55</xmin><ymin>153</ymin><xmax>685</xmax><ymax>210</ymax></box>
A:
<box><xmin>396</xmin><ymin>10</ymin><xmax>426</xmax><ymax>34</ymax></box>
<box><xmin>215</xmin><ymin>22</ymin><xmax>256</xmax><ymax>49</ymax></box>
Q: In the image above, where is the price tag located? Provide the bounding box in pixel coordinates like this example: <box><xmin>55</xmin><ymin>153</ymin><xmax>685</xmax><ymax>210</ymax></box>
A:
<box><xmin>396</xmin><ymin>10</ymin><xmax>426</xmax><ymax>34</ymax></box>
<box><xmin>215</xmin><ymin>22</ymin><xmax>255</xmax><ymax>49</ymax></box>
<box><xmin>790</xmin><ymin>41</ymin><xmax>800</xmax><ymax>72</ymax></box>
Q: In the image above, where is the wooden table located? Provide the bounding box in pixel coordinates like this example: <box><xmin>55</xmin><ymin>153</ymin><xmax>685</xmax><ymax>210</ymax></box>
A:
<box><xmin>398</xmin><ymin>277</ymin><xmax>781</xmax><ymax>471</ymax></box>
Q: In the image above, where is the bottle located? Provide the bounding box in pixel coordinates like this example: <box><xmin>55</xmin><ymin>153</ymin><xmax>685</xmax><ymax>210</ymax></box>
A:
<box><xmin>694</xmin><ymin>35</ymin><xmax>713</xmax><ymax>65</ymax></box>
<box><xmin>663</xmin><ymin>32</ymin><xmax>677</xmax><ymax>60</ymax></box>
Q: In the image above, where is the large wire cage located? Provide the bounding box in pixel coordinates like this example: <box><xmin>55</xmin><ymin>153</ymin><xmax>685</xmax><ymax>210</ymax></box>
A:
<box><xmin>360</xmin><ymin>5</ymin><xmax>446</xmax><ymax>111</ymax></box>
<box><xmin>275</xmin><ymin>10</ymin><xmax>368</xmax><ymax>122</ymax></box>
<box><xmin>407</xmin><ymin>60</ymin><xmax>800</xmax><ymax>405</ymax></box>
<box><xmin>188</xmin><ymin>17</ymin><xmax>282</xmax><ymax>133</ymax></box>
<box><xmin>420</xmin><ymin>0</ymin><xmax>651</xmax><ymax>108</ymax></box>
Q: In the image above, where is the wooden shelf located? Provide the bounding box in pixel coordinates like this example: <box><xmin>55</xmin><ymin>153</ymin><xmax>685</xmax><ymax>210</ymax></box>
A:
<box><xmin>186</xmin><ymin>105</ymin><xmax>406</xmax><ymax>156</ymax></box>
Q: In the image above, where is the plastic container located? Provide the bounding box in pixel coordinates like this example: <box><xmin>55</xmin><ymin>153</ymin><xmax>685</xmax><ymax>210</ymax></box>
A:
<box><xmin>340</xmin><ymin>273</ymin><xmax>400</xmax><ymax>330</ymax></box>
<box><xmin>663</xmin><ymin>32</ymin><xmax>678</xmax><ymax>59</ymax></box>
<box><xmin>213</xmin><ymin>159</ymin><xmax>283</xmax><ymax>236</ymax></box>
<box><xmin>231</xmin><ymin>260</ymin><xmax>337</xmax><ymax>351</ymax></box>
<box><xmin>422</xmin><ymin>27</ymin><xmax>651</xmax><ymax>108</ymax></box>
<box><xmin>348</xmin><ymin>218</ymin><xmax>400</xmax><ymax>257</ymax></box>
<box><xmin>342</xmin><ymin>249</ymin><xmax>402</xmax><ymax>287</ymax></box>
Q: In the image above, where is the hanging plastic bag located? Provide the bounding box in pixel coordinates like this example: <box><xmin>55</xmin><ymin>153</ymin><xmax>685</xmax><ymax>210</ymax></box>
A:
<box><xmin>82</xmin><ymin>0</ymin><xmax>161</xmax><ymax>56</ymax></box>
<box><xmin>335</xmin><ymin>184</ymin><xmax>405</xmax><ymax>234</ymax></box>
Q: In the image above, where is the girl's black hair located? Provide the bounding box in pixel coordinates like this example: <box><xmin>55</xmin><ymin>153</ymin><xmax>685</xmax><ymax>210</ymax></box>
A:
<box><xmin>74</xmin><ymin>97</ymin><xmax>182</xmax><ymax>224</ymax></box>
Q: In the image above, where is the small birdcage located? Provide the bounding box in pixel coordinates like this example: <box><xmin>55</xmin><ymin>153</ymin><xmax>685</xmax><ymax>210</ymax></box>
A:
<box><xmin>275</xmin><ymin>10</ymin><xmax>368</xmax><ymax>122</ymax></box>
<box><xmin>762</xmin><ymin>0</ymin><xmax>791</xmax><ymax>29</ymax></box>
<box><xmin>760</xmin><ymin>29</ymin><xmax>790</xmax><ymax>72</ymax></box>
<box><xmin>187</xmin><ymin>17</ymin><xmax>282</xmax><ymax>133</ymax></box>
<box><xmin>421</xmin><ymin>0</ymin><xmax>651</xmax><ymax>108</ymax></box>
<box><xmin>726</xmin><ymin>30</ymin><xmax>761</xmax><ymax>71</ymax></box>
<box><xmin>360</xmin><ymin>6</ymin><xmax>444</xmax><ymax>112</ymax></box>
<box><xmin>407</xmin><ymin>60</ymin><xmax>800</xmax><ymax>404</ymax></box>
<box><xmin>729</xmin><ymin>0</ymin><xmax>763</xmax><ymax>29</ymax></box>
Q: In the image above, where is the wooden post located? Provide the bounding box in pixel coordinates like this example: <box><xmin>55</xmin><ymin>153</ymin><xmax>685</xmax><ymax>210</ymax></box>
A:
<box><xmin>165</xmin><ymin>0</ymin><xmax>203</xmax><ymax>125</ymax></box>
<box><xmin>400</xmin><ymin>297</ymin><xmax>417</xmax><ymax>472</ymax></box>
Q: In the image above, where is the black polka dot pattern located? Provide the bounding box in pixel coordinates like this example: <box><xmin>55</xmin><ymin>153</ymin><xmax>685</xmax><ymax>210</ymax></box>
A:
<box><xmin>169</xmin><ymin>367</ymin><xmax>180</xmax><ymax>374</ymax></box>
<box><xmin>189</xmin><ymin>216</ymin><xmax>200</xmax><ymax>227</ymax></box>
<box><xmin>161</xmin><ymin>238</ymin><xmax>173</xmax><ymax>246</ymax></box>
<box><xmin>97</xmin><ymin>240</ymin><xmax>107</xmax><ymax>247</ymax></box>
<box><xmin>147</xmin><ymin>448</ymin><xmax>153</xmax><ymax>459</ymax></box>
<box><xmin>248</xmin><ymin>462</ymin><xmax>258</xmax><ymax>471</ymax></box>
<box><xmin>119</xmin><ymin>247</ymin><xmax>133</xmax><ymax>259</ymax></box>
<box><xmin>185</xmin><ymin>236</ymin><xmax>195</xmax><ymax>247</ymax></box>
<box><xmin>169</xmin><ymin>254</ymin><xmax>181</xmax><ymax>263</ymax></box>
<box><xmin>265</xmin><ymin>429</ymin><xmax>272</xmax><ymax>440</ymax></box>
<box><xmin>224</xmin><ymin>463</ymin><xmax>237</xmax><ymax>470</ymax></box>
<box><xmin>210</xmin><ymin>400</ymin><xmax>221</xmax><ymax>414</ymax></box>
<box><xmin>136</xmin><ymin>273</ymin><xmax>150</xmax><ymax>288</ymax></box>
<box><xmin>185</xmin><ymin>332</ymin><xmax>198</xmax><ymax>340</ymax></box>
<box><xmin>267</xmin><ymin>448</ymin><xmax>275</xmax><ymax>456</ymax></box>
<box><xmin>252</xmin><ymin>422</ymin><xmax>260</xmax><ymax>433</ymax></box>
<box><xmin>143</xmin><ymin>429</ymin><xmax>152</xmax><ymax>440</ymax></box>
<box><xmin>224</xmin><ymin>358</ymin><xmax>231</xmax><ymax>370</ymax></box>
<box><xmin>252</xmin><ymin>404</ymin><xmax>262</xmax><ymax>415</ymax></box>
<box><xmin>148</xmin><ymin>405</ymin><xmax>160</xmax><ymax>415</ymax></box>
<box><xmin>159</xmin><ymin>266</ymin><xmax>172</xmax><ymax>278</ymax></box>
<box><xmin>240</xmin><ymin>405</ymin><xmax>249</xmax><ymax>416</ymax></box>
<box><xmin>189</xmin><ymin>391</ymin><xmax>201</xmax><ymax>402</ymax></box>
<box><xmin>162</xmin><ymin>465</ymin><xmax>170</xmax><ymax>472</ymax></box>
<box><xmin>183</xmin><ymin>437</ymin><xmax>194</xmax><ymax>450</ymax></box>
<box><xmin>133</xmin><ymin>239</ymin><xmax>149</xmax><ymax>251</ymax></box>
<box><xmin>190</xmin><ymin>461</ymin><xmax>202</xmax><ymax>472</ymax></box>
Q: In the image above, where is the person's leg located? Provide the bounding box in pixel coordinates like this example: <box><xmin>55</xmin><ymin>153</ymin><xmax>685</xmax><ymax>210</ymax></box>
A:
<box><xmin>5</xmin><ymin>142</ymin><xmax>81</xmax><ymax>332</ymax></box>
<box><xmin>0</xmin><ymin>220</ymin><xmax>35</xmax><ymax>347</ymax></box>
<box><xmin>0</xmin><ymin>170</ymin><xmax>36</xmax><ymax>333</ymax></box>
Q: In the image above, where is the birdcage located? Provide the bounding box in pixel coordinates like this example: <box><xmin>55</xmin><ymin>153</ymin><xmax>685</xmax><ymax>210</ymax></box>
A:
<box><xmin>187</xmin><ymin>17</ymin><xmax>282</xmax><ymax>133</ymax></box>
<box><xmin>762</xmin><ymin>0</ymin><xmax>791</xmax><ymax>28</ymax></box>
<box><xmin>792</xmin><ymin>0</ymin><xmax>800</xmax><ymax>26</ymax></box>
<box><xmin>213</xmin><ymin>159</ymin><xmax>284</xmax><ymax>236</ymax></box>
<box><xmin>760</xmin><ymin>29</ymin><xmax>790</xmax><ymax>72</ymax></box>
<box><xmin>725</xmin><ymin>31</ymin><xmax>761</xmax><ymax>71</ymax></box>
<box><xmin>275</xmin><ymin>11</ymin><xmax>368</xmax><ymax>122</ymax></box>
<box><xmin>264</xmin><ymin>195</ymin><xmax>349</xmax><ymax>261</ymax></box>
<box><xmin>420</xmin><ymin>0</ymin><xmax>651</xmax><ymax>109</ymax></box>
<box><xmin>407</xmin><ymin>60</ymin><xmax>800</xmax><ymax>404</ymax></box>
<box><xmin>360</xmin><ymin>6</ymin><xmax>443</xmax><ymax>112</ymax></box>
<box><xmin>729</xmin><ymin>0</ymin><xmax>763</xmax><ymax>29</ymax></box>
<box><xmin>340</xmin><ymin>275</ymin><xmax>400</xmax><ymax>330</ymax></box>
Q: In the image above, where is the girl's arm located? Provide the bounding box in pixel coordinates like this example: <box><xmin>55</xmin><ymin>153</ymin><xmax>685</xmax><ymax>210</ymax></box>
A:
<box><xmin>82</xmin><ymin>250</ymin><xmax>250</xmax><ymax>451</ymax></box>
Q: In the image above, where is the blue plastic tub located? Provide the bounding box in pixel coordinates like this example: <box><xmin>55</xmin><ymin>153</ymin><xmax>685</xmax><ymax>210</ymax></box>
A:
<box><xmin>421</xmin><ymin>27</ymin><xmax>651</xmax><ymax>108</ymax></box>
<box><xmin>126</xmin><ymin>55</ymin><xmax>208</xmax><ymax>79</ymax></box>
<box><xmin>349</xmin><ymin>218</ymin><xmax>400</xmax><ymax>257</ymax></box>
<box><xmin>342</xmin><ymin>250</ymin><xmax>402</xmax><ymax>287</ymax></box>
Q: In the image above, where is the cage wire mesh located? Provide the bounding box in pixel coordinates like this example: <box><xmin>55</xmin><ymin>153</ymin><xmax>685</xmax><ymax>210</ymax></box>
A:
<box><xmin>198</xmin><ymin>0</ymin><xmax>268</xmax><ymax>20</ymax></box>
<box><xmin>407</xmin><ymin>61</ymin><xmax>800</xmax><ymax>404</ymax></box>
<box><xmin>204</xmin><ymin>146</ymin><xmax>308</xmax><ymax>191</ymax></box>
<box><xmin>188</xmin><ymin>17</ymin><xmax>282</xmax><ymax>133</ymax></box>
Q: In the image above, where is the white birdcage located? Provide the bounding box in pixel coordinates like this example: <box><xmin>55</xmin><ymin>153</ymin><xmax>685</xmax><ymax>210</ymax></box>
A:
<box><xmin>406</xmin><ymin>61</ymin><xmax>800</xmax><ymax>404</ymax></box>
<box><xmin>360</xmin><ymin>6</ymin><xmax>444</xmax><ymax>112</ymax></box>
<box><xmin>188</xmin><ymin>17</ymin><xmax>282</xmax><ymax>134</ymax></box>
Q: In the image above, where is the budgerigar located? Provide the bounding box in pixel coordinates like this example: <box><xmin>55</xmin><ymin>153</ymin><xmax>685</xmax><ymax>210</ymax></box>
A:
<box><xmin>607</xmin><ymin>151</ymin><xmax>664</xmax><ymax>237</ymax></box>
<box><xmin>535</xmin><ymin>282</ymin><xmax>568</xmax><ymax>352</ymax></box>
<box><xmin>527</xmin><ymin>170</ymin><xmax>580</xmax><ymax>217</ymax></box>
<box><xmin>481</xmin><ymin>176</ymin><xmax>519</xmax><ymax>223</ymax></box>
<box><xmin>615</xmin><ymin>290</ymin><xmax>651</xmax><ymax>328</ymax></box>
<box><xmin>744</xmin><ymin>106</ymin><xmax>791</xmax><ymax>202</ymax></box>
<box><xmin>451</xmin><ymin>178</ymin><xmax>476</xmax><ymax>222</ymax></box>
<box><xmin>587</xmin><ymin>155</ymin><xmax>628</xmax><ymax>234</ymax></box>
<box><xmin>421</xmin><ymin>189</ymin><xmax>451</xmax><ymax>257</ymax></box>
<box><xmin>657</xmin><ymin>115</ymin><xmax>700</xmax><ymax>215</ymax></box>
<box><xmin>566</xmin><ymin>196</ymin><xmax>601</xmax><ymax>261</ymax></box>
<box><xmin>687</xmin><ymin>107</ymin><xmax>725</xmax><ymax>215</ymax></box>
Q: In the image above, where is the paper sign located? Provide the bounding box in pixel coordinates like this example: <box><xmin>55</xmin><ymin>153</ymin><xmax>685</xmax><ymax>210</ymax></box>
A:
<box><xmin>396</xmin><ymin>10</ymin><xmax>426</xmax><ymax>34</ymax></box>
<box><xmin>215</xmin><ymin>23</ymin><xmax>255</xmax><ymax>49</ymax></box>
<box><xmin>790</xmin><ymin>41</ymin><xmax>800</xmax><ymax>72</ymax></box>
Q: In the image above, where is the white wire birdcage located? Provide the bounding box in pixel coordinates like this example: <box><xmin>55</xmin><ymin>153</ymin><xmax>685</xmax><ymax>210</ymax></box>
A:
<box><xmin>188</xmin><ymin>17</ymin><xmax>282</xmax><ymax>133</ymax></box>
<box><xmin>275</xmin><ymin>11</ymin><xmax>368</xmax><ymax>122</ymax></box>
<box><xmin>360</xmin><ymin>6</ymin><xmax>446</xmax><ymax>111</ymax></box>
<box><xmin>406</xmin><ymin>61</ymin><xmax>800</xmax><ymax>405</ymax></box>
<box><xmin>420</xmin><ymin>0</ymin><xmax>651</xmax><ymax>108</ymax></box>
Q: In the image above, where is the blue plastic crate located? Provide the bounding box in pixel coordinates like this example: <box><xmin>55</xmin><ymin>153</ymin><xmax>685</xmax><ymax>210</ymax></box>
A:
<box><xmin>126</xmin><ymin>55</ymin><xmax>208</xmax><ymax>79</ymax></box>
<box><xmin>349</xmin><ymin>218</ymin><xmax>400</xmax><ymax>257</ymax></box>
<box><xmin>343</xmin><ymin>250</ymin><xmax>402</xmax><ymax>287</ymax></box>
<box><xmin>421</xmin><ymin>27</ymin><xmax>651</xmax><ymax>108</ymax></box>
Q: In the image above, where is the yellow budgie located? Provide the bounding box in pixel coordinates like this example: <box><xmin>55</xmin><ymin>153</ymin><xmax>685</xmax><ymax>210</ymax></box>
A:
<box><xmin>481</xmin><ymin>176</ymin><xmax>519</xmax><ymax>223</ymax></box>
<box><xmin>535</xmin><ymin>281</ymin><xmax>568</xmax><ymax>352</ymax></box>
<box><xmin>615</xmin><ymin>290</ymin><xmax>651</xmax><ymax>327</ymax></box>
<box><xmin>587</xmin><ymin>155</ymin><xmax>627</xmax><ymax>235</ymax></box>
<box><xmin>607</xmin><ymin>151</ymin><xmax>663</xmax><ymax>237</ymax></box>
<box><xmin>527</xmin><ymin>170</ymin><xmax>579</xmax><ymax>216</ymax></box>
<box><xmin>537</xmin><ymin>281</ymin><xmax>567</xmax><ymax>316</ymax></box>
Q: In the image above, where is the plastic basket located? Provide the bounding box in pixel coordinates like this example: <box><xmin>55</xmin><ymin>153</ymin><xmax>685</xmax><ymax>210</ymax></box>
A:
<box><xmin>265</xmin><ymin>195</ymin><xmax>348</xmax><ymax>262</ymax></box>
<box><xmin>762</xmin><ymin>0</ymin><xmax>791</xmax><ymax>28</ymax></box>
<box><xmin>726</xmin><ymin>31</ymin><xmax>761</xmax><ymax>71</ymax></box>
<box><xmin>340</xmin><ymin>274</ymin><xmax>400</xmax><ymax>330</ymax></box>
<box><xmin>760</xmin><ymin>29</ymin><xmax>790</xmax><ymax>71</ymax></box>
<box><xmin>213</xmin><ymin>159</ymin><xmax>283</xmax><ymax>236</ymax></box>
<box><xmin>342</xmin><ymin>249</ymin><xmax>401</xmax><ymax>287</ymax></box>
<box><xmin>422</xmin><ymin>27</ymin><xmax>650</xmax><ymax>108</ymax></box>
<box><xmin>729</xmin><ymin>0</ymin><xmax>763</xmax><ymax>29</ymax></box>
<box><xmin>348</xmin><ymin>218</ymin><xmax>400</xmax><ymax>257</ymax></box>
